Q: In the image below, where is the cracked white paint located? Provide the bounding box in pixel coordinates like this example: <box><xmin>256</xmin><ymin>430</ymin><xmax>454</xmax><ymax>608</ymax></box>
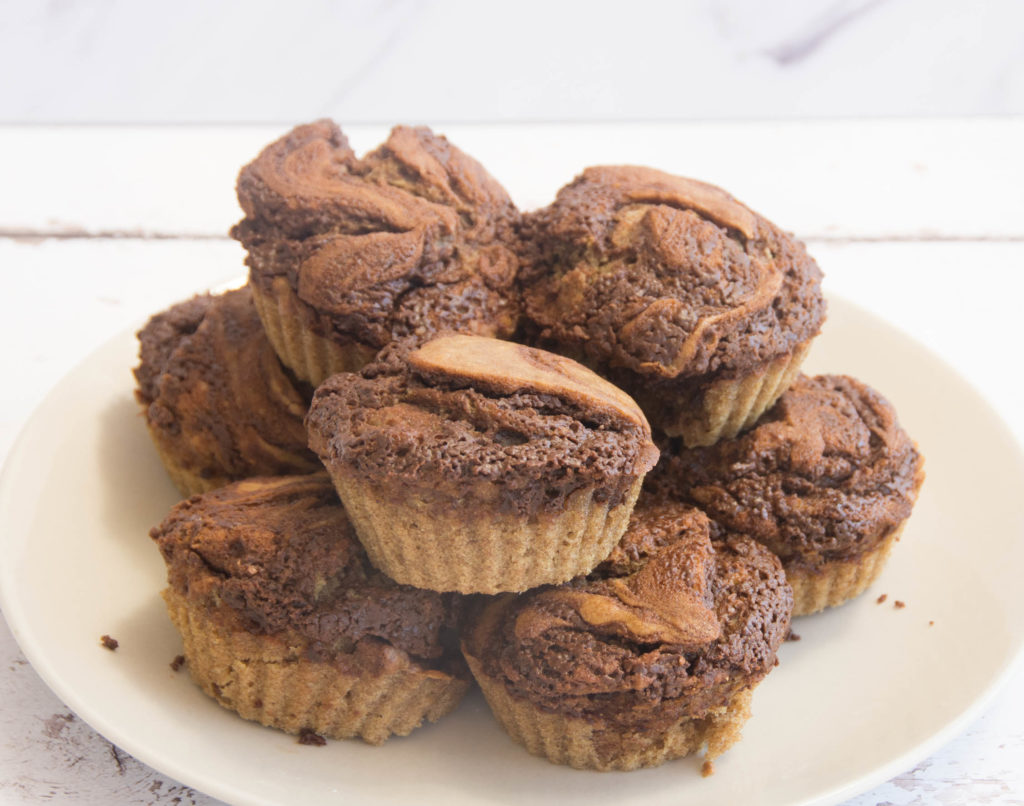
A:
<box><xmin>0</xmin><ymin>618</ymin><xmax>219</xmax><ymax>805</ymax></box>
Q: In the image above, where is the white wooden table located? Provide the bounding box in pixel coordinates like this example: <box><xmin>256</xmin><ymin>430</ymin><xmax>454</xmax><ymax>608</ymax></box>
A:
<box><xmin>1</xmin><ymin>121</ymin><xmax>1022</xmax><ymax>804</ymax></box>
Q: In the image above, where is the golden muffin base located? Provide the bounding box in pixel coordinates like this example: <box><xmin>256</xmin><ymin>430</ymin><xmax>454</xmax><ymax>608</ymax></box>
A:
<box><xmin>788</xmin><ymin>524</ymin><xmax>906</xmax><ymax>616</ymax></box>
<box><xmin>328</xmin><ymin>472</ymin><xmax>645</xmax><ymax>594</ymax></box>
<box><xmin>464</xmin><ymin>651</ymin><xmax>752</xmax><ymax>772</ymax></box>
<box><xmin>163</xmin><ymin>588</ymin><xmax>469</xmax><ymax>745</ymax></box>
<box><xmin>145</xmin><ymin>430</ymin><xmax>223</xmax><ymax>498</ymax></box>
<box><xmin>662</xmin><ymin>341</ymin><xmax>812</xmax><ymax>448</ymax></box>
<box><xmin>251</xmin><ymin>278</ymin><xmax>378</xmax><ymax>387</ymax></box>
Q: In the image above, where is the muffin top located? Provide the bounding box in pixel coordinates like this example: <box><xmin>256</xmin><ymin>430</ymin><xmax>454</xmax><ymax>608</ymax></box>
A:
<box><xmin>231</xmin><ymin>120</ymin><xmax>521</xmax><ymax>350</ymax></box>
<box><xmin>151</xmin><ymin>474</ymin><xmax>458</xmax><ymax>667</ymax></box>
<box><xmin>654</xmin><ymin>374</ymin><xmax>925</xmax><ymax>568</ymax></box>
<box><xmin>520</xmin><ymin>166</ymin><xmax>825</xmax><ymax>379</ymax></box>
<box><xmin>464</xmin><ymin>498</ymin><xmax>792</xmax><ymax>729</ymax></box>
<box><xmin>306</xmin><ymin>335</ymin><xmax>659</xmax><ymax>516</ymax></box>
<box><xmin>134</xmin><ymin>287</ymin><xmax>320</xmax><ymax>487</ymax></box>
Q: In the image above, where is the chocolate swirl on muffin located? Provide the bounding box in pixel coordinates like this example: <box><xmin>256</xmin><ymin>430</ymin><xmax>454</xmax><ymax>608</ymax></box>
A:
<box><xmin>151</xmin><ymin>474</ymin><xmax>469</xmax><ymax>744</ymax></box>
<box><xmin>134</xmin><ymin>287</ymin><xmax>320</xmax><ymax>497</ymax></box>
<box><xmin>309</xmin><ymin>336</ymin><xmax>655</xmax><ymax>516</ymax></box>
<box><xmin>652</xmin><ymin>374</ymin><xmax>925</xmax><ymax>614</ymax></box>
<box><xmin>462</xmin><ymin>498</ymin><xmax>792</xmax><ymax>770</ymax></box>
<box><xmin>306</xmin><ymin>335</ymin><xmax>659</xmax><ymax>593</ymax></box>
<box><xmin>520</xmin><ymin>166</ymin><xmax>826</xmax><ymax>445</ymax></box>
<box><xmin>231</xmin><ymin>121</ymin><xmax>521</xmax><ymax>385</ymax></box>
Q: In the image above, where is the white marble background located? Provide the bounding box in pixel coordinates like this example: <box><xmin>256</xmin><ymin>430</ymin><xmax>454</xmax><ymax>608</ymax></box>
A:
<box><xmin>2</xmin><ymin>0</ymin><xmax>1023</xmax><ymax>123</ymax></box>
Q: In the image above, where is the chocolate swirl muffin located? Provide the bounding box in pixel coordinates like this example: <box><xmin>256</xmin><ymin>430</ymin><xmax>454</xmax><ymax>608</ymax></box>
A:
<box><xmin>151</xmin><ymin>474</ymin><xmax>470</xmax><ymax>744</ymax></box>
<box><xmin>134</xmin><ymin>287</ymin><xmax>320</xmax><ymax>497</ymax></box>
<box><xmin>520</xmin><ymin>166</ymin><xmax>826</xmax><ymax>446</ymax></box>
<box><xmin>231</xmin><ymin>120</ymin><xmax>521</xmax><ymax>385</ymax></box>
<box><xmin>306</xmin><ymin>334</ymin><xmax>659</xmax><ymax>594</ymax></box>
<box><xmin>652</xmin><ymin>374</ymin><xmax>925</xmax><ymax>615</ymax></box>
<box><xmin>462</xmin><ymin>498</ymin><xmax>792</xmax><ymax>771</ymax></box>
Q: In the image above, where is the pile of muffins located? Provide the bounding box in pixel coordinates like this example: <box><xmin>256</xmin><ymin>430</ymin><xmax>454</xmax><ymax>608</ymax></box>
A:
<box><xmin>137</xmin><ymin>121</ymin><xmax>924</xmax><ymax>773</ymax></box>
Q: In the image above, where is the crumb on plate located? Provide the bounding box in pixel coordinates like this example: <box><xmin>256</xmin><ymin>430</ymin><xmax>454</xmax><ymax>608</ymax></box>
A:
<box><xmin>298</xmin><ymin>728</ymin><xmax>326</xmax><ymax>746</ymax></box>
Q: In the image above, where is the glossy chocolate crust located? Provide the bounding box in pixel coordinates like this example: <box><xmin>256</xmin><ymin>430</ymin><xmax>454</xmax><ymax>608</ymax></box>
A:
<box><xmin>151</xmin><ymin>475</ymin><xmax>458</xmax><ymax>666</ymax></box>
<box><xmin>650</xmin><ymin>374</ymin><xmax>925</xmax><ymax>570</ymax></box>
<box><xmin>466</xmin><ymin>498</ymin><xmax>790</xmax><ymax>729</ymax></box>
<box><xmin>306</xmin><ymin>335</ymin><xmax>659</xmax><ymax>517</ymax></box>
<box><xmin>232</xmin><ymin>120</ymin><xmax>521</xmax><ymax>349</ymax></box>
<box><xmin>134</xmin><ymin>287</ymin><xmax>320</xmax><ymax>484</ymax></box>
<box><xmin>519</xmin><ymin>166</ymin><xmax>825</xmax><ymax>380</ymax></box>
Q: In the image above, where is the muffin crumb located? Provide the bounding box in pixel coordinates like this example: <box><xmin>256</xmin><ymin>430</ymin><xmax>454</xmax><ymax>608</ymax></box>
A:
<box><xmin>298</xmin><ymin>728</ymin><xmax>327</xmax><ymax>746</ymax></box>
<box><xmin>785</xmin><ymin>630</ymin><xmax>801</xmax><ymax>642</ymax></box>
<box><xmin>170</xmin><ymin>654</ymin><xmax>186</xmax><ymax>672</ymax></box>
<box><xmin>876</xmin><ymin>594</ymin><xmax>888</xmax><ymax>604</ymax></box>
<box><xmin>100</xmin><ymin>635</ymin><xmax>119</xmax><ymax>651</ymax></box>
<box><xmin>929</xmin><ymin>620</ymin><xmax>935</xmax><ymax>627</ymax></box>
<box><xmin>894</xmin><ymin>600</ymin><xmax>906</xmax><ymax>610</ymax></box>
<box><xmin>701</xmin><ymin>759</ymin><xmax>715</xmax><ymax>777</ymax></box>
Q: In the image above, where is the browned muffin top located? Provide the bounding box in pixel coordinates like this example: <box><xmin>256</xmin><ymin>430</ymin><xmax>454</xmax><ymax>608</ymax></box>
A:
<box><xmin>231</xmin><ymin>120</ymin><xmax>521</xmax><ymax>349</ymax></box>
<box><xmin>134</xmin><ymin>287</ymin><xmax>320</xmax><ymax>486</ymax></box>
<box><xmin>465</xmin><ymin>499</ymin><xmax>791</xmax><ymax>729</ymax></box>
<box><xmin>653</xmin><ymin>374</ymin><xmax>925</xmax><ymax>569</ymax></box>
<box><xmin>150</xmin><ymin>474</ymin><xmax>454</xmax><ymax>663</ymax></box>
<box><xmin>520</xmin><ymin>166</ymin><xmax>825</xmax><ymax>379</ymax></box>
<box><xmin>306</xmin><ymin>335</ymin><xmax>659</xmax><ymax>516</ymax></box>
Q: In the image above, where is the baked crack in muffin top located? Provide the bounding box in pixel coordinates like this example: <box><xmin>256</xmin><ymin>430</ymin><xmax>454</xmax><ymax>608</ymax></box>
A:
<box><xmin>651</xmin><ymin>374</ymin><xmax>925</xmax><ymax>569</ymax></box>
<box><xmin>465</xmin><ymin>498</ymin><xmax>792</xmax><ymax>730</ymax></box>
<box><xmin>306</xmin><ymin>335</ymin><xmax>659</xmax><ymax>517</ymax></box>
<box><xmin>231</xmin><ymin>120</ymin><xmax>521</xmax><ymax>350</ymax></box>
<box><xmin>520</xmin><ymin>166</ymin><xmax>825</xmax><ymax>380</ymax></box>
<box><xmin>150</xmin><ymin>474</ymin><xmax>458</xmax><ymax>667</ymax></box>
<box><xmin>134</xmin><ymin>287</ymin><xmax>320</xmax><ymax>490</ymax></box>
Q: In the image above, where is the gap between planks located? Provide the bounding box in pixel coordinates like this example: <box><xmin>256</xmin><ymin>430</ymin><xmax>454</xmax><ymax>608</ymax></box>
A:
<box><xmin>3</xmin><ymin>229</ymin><xmax>1024</xmax><ymax>245</ymax></box>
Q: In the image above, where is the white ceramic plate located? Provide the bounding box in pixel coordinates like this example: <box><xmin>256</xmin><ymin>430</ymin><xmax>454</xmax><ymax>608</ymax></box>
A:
<box><xmin>2</xmin><ymin>296</ymin><xmax>1023</xmax><ymax>806</ymax></box>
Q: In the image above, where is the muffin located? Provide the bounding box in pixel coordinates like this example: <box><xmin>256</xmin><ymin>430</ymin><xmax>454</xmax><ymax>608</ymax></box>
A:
<box><xmin>231</xmin><ymin>120</ymin><xmax>522</xmax><ymax>386</ymax></box>
<box><xmin>150</xmin><ymin>474</ymin><xmax>470</xmax><ymax>744</ymax></box>
<box><xmin>306</xmin><ymin>334</ymin><xmax>660</xmax><ymax>594</ymax></box>
<box><xmin>520</xmin><ymin>166</ymin><xmax>826</xmax><ymax>447</ymax></box>
<box><xmin>651</xmin><ymin>374</ymin><xmax>925</xmax><ymax>615</ymax></box>
<box><xmin>134</xmin><ymin>286</ymin><xmax>321</xmax><ymax>497</ymax></box>
<box><xmin>462</xmin><ymin>498</ymin><xmax>792</xmax><ymax>771</ymax></box>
